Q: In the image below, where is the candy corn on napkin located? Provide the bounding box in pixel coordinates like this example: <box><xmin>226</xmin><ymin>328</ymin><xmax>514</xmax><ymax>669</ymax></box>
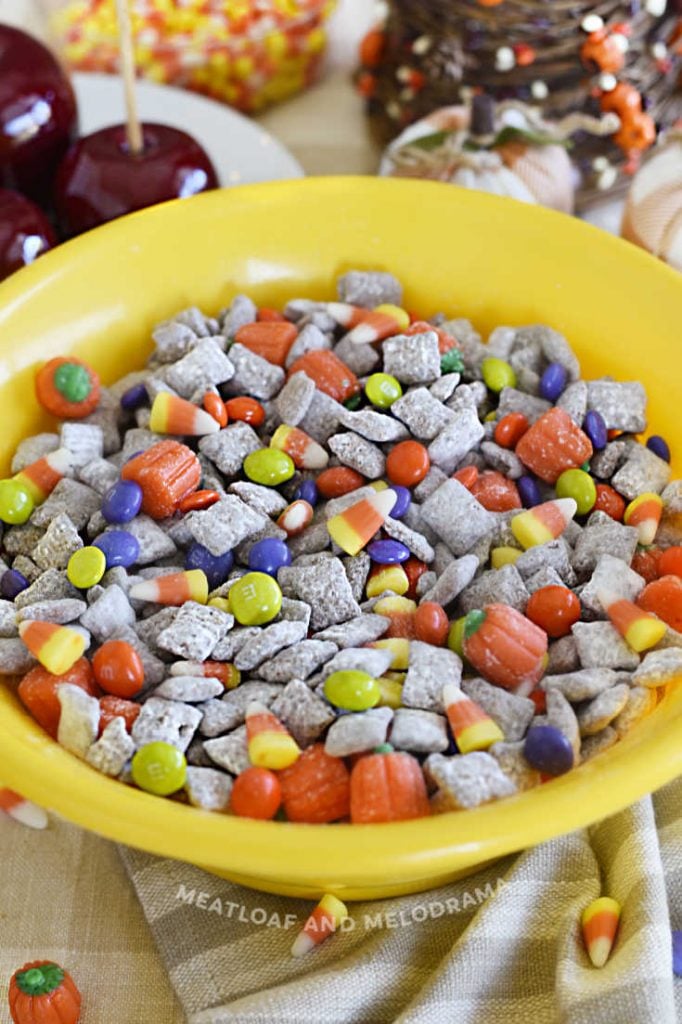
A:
<box><xmin>117</xmin><ymin>776</ymin><xmax>681</xmax><ymax>1024</ymax></box>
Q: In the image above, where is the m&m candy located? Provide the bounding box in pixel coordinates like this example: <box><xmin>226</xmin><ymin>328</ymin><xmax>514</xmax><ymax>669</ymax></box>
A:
<box><xmin>243</xmin><ymin>448</ymin><xmax>295</xmax><ymax>487</ymax></box>
<box><xmin>67</xmin><ymin>546</ymin><xmax>107</xmax><ymax>589</ymax></box>
<box><xmin>92</xmin><ymin>639</ymin><xmax>144</xmax><ymax>698</ymax></box>
<box><xmin>0</xmin><ymin>479</ymin><xmax>34</xmax><ymax>524</ymax></box>
<box><xmin>367</xmin><ymin>538</ymin><xmax>410</xmax><ymax>564</ymax></box>
<box><xmin>1</xmin><ymin>569</ymin><xmax>28</xmax><ymax>600</ymax></box>
<box><xmin>229</xmin><ymin>572</ymin><xmax>282</xmax><ymax>625</ymax></box>
<box><xmin>93</xmin><ymin>530</ymin><xmax>140</xmax><ymax>569</ymax></box>
<box><xmin>539</xmin><ymin>362</ymin><xmax>567</xmax><ymax>401</ymax></box>
<box><xmin>556</xmin><ymin>468</ymin><xmax>597</xmax><ymax>516</ymax></box>
<box><xmin>524</xmin><ymin>725</ymin><xmax>574</xmax><ymax>776</ymax></box>
<box><xmin>386</xmin><ymin>441</ymin><xmax>430</xmax><ymax>488</ymax></box>
<box><xmin>185</xmin><ymin>543</ymin><xmax>234</xmax><ymax>589</ymax></box>
<box><xmin>101</xmin><ymin>479</ymin><xmax>143</xmax><ymax>524</ymax></box>
<box><xmin>324</xmin><ymin>670</ymin><xmax>381</xmax><ymax>711</ymax></box>
<box><xmin>132</xmin><ymin>742</ymin><xmax>187</xmax><ymax>796</ymax></box>
<box><xmin>482</xmin><ymin>357</ymin><xmax>516</xmax><ymax>392</ymax></box>
<box><xmin>526</xmin><ymin>585</ymin><xmax>581</xmax><ymax>638</ymax></box>
<box><xmin>248</xmin><ymin>537</ymin><xmax>292</xmax><ymax>576</ymax></box>
<box><xmin>365</xmin><ymin>372</ymin><xmax>402</xmax><ymax>409</ymax></box>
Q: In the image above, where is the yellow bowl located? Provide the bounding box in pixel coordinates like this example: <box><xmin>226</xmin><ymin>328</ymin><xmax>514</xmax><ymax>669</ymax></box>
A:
<box><xmin>0</xmin><ymin>178</ymin><xmax>681</xmax><ymax>901</ymax></box>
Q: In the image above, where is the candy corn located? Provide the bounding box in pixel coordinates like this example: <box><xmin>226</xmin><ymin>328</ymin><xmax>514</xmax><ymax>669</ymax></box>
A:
<box><xmin>149</xmin><ymin>392</ymin><xmax>220</xmax><ymax>436</ymax></box>
<box><xmin>270</xmin><ymin>424</ymin><xmax>329</xmax><ymax>470</ymax></box>
<box><xmin>442</xmin><ymin>683</ymin><xmax>504</xmax><ymax>752</ymax></box>
<box><xmin>596</xmin><ymin>588</ymin><xmax>667</xmax><ymax>652</ymax></box>
<box><xmin>277</xmin><ymin>499</ymin><xmax>314</xmax><ymax>536</ymax></box>
<box><xmin>0</xmin><ymin>788</ymin><xmax>48</xmax><ymax>829</ymax></box>
<box><xmin>366</xmin><ymin>563</ymin><xmax>409</xmax><ymax>598</ymax></box>
<box><xmin>291</xmin><ymin>894</ymin><xmax>349</xmax><ymax>957</ymax></box>
<box><xmin>14</xmin><ymin>447</ymin><xmax>73</xmax><ymax>504</ymax></box>
<box><xmin>371</xmin><ymin>637</ymin><xmax>410</xmax><ymax>670</ymax></box>
<box><xmin>170</xmin><ymin>660</ymin><xmax>240</xmax><ymax>689</ymax></box>
<box><xmin>623</xmin><ymin>492</ymin><xmax>663</xmax><ymax>546</ymax></box>
<box><xmin>121</xmin><ymin>440</ymin><xmax>201</xmax><ymax>519</ymax></box>
<box><xmin>372</xmin><ymin>596</ymin><xmax>417</xmax><ymax>639</ymax></box>
<box><xmin>327</xmin><ymin>488</ymin><xmax>397</xmax><ymax>556</ymax></box>
<box><xmin>246</xmin><ymin>701</ymin><xmax>300</xmax><ymax>770</ymax></box>
<box><xmin>582</xmin><ymin>896</ymin><xmax>621</xmax><ymax>967</ymax></box>
<box><xmin>511</xmin><ymin>498</ymin><xmax>577</xmax><ymax>550</ymax></box>
<box><xmin>129</xmin><ymin>569</ymin><xmax>208</xmax><ymax>606</ymax></box>
<box><xmin>18</xmin><ymin>621</ymin><xmax>86</xmax><ymax>676</ymax></box>
<box><xmin>345</xmin><ymin>304</ymin><xmax>411</xmax><ymax>345</ymax></box>
<box><xmin>324</xmin><ymin>302</ymin><xmax>369</xmax><ymax>329</ymax></box>
<box><xmin>491</xmin><ymin>546</ymin><xmax>523</xmax><ymax>569</ymax></box>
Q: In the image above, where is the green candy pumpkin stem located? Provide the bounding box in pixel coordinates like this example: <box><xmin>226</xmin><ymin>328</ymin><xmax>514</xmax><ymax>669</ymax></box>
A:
<box><xmin>53</xmin><ymin>362</ymin><xmax>92</xmax><ymax>403</ymax></box>
<box><xmin>15</xmin><ymin>963</ymin><xmax>64</xmax><ymax>996</ymax></box>
<box><xmin>464</xmin><ymin>609</ymin><xmax>487</xmax><ymax>639</ymax></box>
<box><xmin>373</xmin><ymin>742</ymin><xmax>394</xmax><ymax>754</ymax></box>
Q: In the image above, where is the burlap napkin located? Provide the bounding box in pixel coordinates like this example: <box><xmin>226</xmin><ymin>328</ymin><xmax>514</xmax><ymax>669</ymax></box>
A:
<box><xmin>119</xmin><ymin>776</ymin><xmax>681</xmax><ymax>1024</ymax></box>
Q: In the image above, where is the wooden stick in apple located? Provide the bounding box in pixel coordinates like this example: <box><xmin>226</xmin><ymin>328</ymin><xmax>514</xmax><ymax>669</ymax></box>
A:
<box><xmin>115</xmin><ymin>0</ymin><xmax>144</xmax><ymax>156</ymax></box>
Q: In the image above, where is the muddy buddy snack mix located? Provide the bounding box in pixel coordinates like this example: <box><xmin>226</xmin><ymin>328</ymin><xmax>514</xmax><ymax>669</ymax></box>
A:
<box><xmin>3</xmin><ymin>269</ymin><xmax>680</xmax><ymax>822</ymax></box>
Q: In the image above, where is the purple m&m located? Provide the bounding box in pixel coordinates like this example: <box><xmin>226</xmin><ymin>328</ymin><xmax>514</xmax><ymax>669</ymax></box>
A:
<box><xmin>293</xmin><ymin>479</ymin><xmax>318</xmax><ymax>506</ymax></box>
<box><xmin>539</xmin><ymin>362</ymin><xmax>568</xmax><ymax>402</ymax></box>
<box><xmin>367</xmin><ymin>538</ymin><xmax>410</xmax><ymax>564</ymax></box>
<box><xmin>524</xmin><ymin>725</ymin><xmax>574</xmax><ymax>776</ymax></box>
<box><xmin>583</xmin><ymin>410</ymin><xmax>607</xmax><ymax>451</ymax></box>
<box><xmin>673</xmin><ymin>930</ymin><xmax>682</xmax><ymax>977</ymax></box>
<box><xmin>646</xmin><ymin>435</ymin><xmax>671</xmax><ymax>463</ymax></box>
<box><xmin>389</xmin><ymin>484</ymin><xmax>411</xmax><ymax>519</ymax></box>
<box><xmin>0</xmin><ymin>568</ymin><xmax>28</xmax><ymax>600</ymax></box>
<box><xmin>102</xmin><ymin>479</ymin><xmax>143</xmax><ymax>524</ymax></box>
<box><xmin>518</xmin><ymin>474</ymin><xmax>542</xmax><ymax>508</ymax></box>
<box><xmin>248</xmin><ymin>537</ymin><xmax>292</xmax><ymax>576</ymax></box>
<box><xmin>120</xmin><ymin>382</ymin><xmax>148</xmax><ymax>411</ymax></box>
<box><xmin>186</xmin><ymin>542</ymin><xmax>234</xmax><ymax>589</ymax></box>
<box><xmin>93</xmin><ymin>530</ymin><xmax>140</xmax><ymax>568</ymax></box>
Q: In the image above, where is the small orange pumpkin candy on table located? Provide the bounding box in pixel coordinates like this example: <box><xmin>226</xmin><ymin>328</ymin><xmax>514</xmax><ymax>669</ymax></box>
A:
<box><xmin>9</xmin><ymin>961</ymin><xmax>81</xmax><ymax>1024</ymax></box>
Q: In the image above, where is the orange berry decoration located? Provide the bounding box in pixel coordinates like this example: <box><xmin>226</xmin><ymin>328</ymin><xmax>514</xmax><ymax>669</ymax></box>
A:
<box><xmin>386</xmin><ymin>440</ymin><xmax>430</xmax><ymax>488</ymax></box>
<box><xmin>202</xmin><ymin>391</ymin><xmax>227</xmax><ymax>427</ymax></box>
<box><xmin>593</xmin><ymin>483</ymin><xmax>626</xmax><ymax>521</ymax></box>
<box><xmin>359</xmin><ymin>28</ymin><xmax>386</xmax><ymax>68</ymax></box>
<box><xmin>414</xmin><ymin>601</ymin><xmax>449</xmax><ymax>646</ymax></box>
<box><xmin>494</xmin><ymin>412</ymin><xmax>529</xmax><ymax>449</ymax></box>
<box><xmin>278</xmin><ymin>743</ymin><xmax>350</xmax><ymax>823</ymax></box>
<box><xmin>35</xmin><ymin>356</ymin><xmax>100</xmax><ymax>420</ymax></box>
<box><xmin>230</xmin><ymin>766</ymin><xmax>282</xmax><ymax>820</ymax></box>
<box><xmin>9</xmin><ymin>960</ymin><xmax>81</xmax><ymax>1024</ymax></box>
<box><xmin>614</xmin><ymin>109</ymin><xmax>656</xmax><ymax>154</ymax></box>
<box><xmin>92</xmin><ymin>639</ymin><xmax>144</xmax><ymax>698</ymax></box>
<box><xmin>600</xmin><ymin>82</ymin><xmax>642</xmax><ymax>117</ymax></box>
<box><xmin>636</xmin><ymin>575</ymin><xmax>682</xmax><ymax>632</ymax></box>
<box><xmin>224</xmin><ymin>396</ymin><xmax>265</xmax><ymax>427</ymax></box>
<box><xmin>526</xmin><ymin>585</ymin><xmax>581</xmax><ymax>638</ymax></box>
<box><xmin>580</xmin><ymin>30</ymin><xmax>626</xmax><ymax>74</ymax></box>
<box><xmin>350</xmin><ymin>744</ymin><xmax>430</xmax><ymax>823</ymax></box>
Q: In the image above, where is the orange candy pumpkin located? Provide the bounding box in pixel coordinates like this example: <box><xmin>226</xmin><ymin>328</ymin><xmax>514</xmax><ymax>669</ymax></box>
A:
<box><xmin>462</xmin><ymin>604</ymin><xmax>548</xmax><ymax>691</ymax></box>
<box><xmin>350</xmin><ymin>744</ymin><xmax>430</xmax><ymax>823</ymax></box>
<box><xmin>18</xmin><ymin>658</ymin><xmax>99</xmax><ymax>738</ymax></box>
<box><xmin>9</xmin><ymin>961</ymin><xmax>81</xmax><ymax>1024</ymax></box>
<box><xmin>287</xmin><ymin>350</ymin><xmax>360</xmax><ymax>404</ymax></box>
<box><xmin>278</xmin><ymin>743</ymin><xmax>350</xmax><ymax>823</ymax></box>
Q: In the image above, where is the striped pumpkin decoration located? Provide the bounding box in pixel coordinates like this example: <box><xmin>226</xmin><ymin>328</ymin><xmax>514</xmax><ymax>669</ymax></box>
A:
<box><xmin>622</xmin><ymin>129</ymin><xmax>682</xmax><ymax>273</ymax></box>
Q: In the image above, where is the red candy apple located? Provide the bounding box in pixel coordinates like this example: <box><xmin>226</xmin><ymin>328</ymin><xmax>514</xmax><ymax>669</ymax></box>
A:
<box><xmin>54</xmin><ymin>123</ymin><xmax>219</xmax><ymax>236</ymax></box>
<box><xmin>0</xmin><ymin>25</ymin><xmax>78</xmax><ymax>206</ymax></box>
<box><xmin>0</xmin><ymin>188</ymin><xmax>55</xmax><ymax>281</ymax></box>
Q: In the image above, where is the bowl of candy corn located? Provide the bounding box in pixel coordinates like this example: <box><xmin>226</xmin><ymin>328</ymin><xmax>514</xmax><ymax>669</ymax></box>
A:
<box><xmin>0</xmin><ymin>177</ymin><xmax>680</xmax><ymax>900</ymax></box>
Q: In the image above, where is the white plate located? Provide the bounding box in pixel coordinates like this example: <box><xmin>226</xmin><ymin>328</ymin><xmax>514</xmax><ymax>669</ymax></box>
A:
<box><xmin>73</xmin><ymin>72</ymin><xmax>304</xmax><ymax>187</ymax></box>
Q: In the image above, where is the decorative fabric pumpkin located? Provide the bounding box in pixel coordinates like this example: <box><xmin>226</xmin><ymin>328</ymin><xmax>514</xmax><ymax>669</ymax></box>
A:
<box><xmin>9</xmin><ymin>961</ymin><xmax>81</xmax><ymax>1024</ymax></box>
<box><xmin>622</xmin><ymin>128</ymin><xmax>682</xmax><ymax>272</ymax></box>
<box><xmin>381</xmin><ymin>95</ymin><xmax>620</xmax><ymax>215</ymax></box>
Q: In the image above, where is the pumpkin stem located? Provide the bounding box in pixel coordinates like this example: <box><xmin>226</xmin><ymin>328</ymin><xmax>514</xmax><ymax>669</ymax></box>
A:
<box><xmin>464</xmin><ymin>609</ymin><xmax>487</xmax><ymax>638</ymax></box>
<box><xmin>373</xmin><ymin>742</ymin><xmax>394</xmax><ymax>754</ymax></box>
<box><xmin>53</xmin><ymin>362</ymin><xmax>91</xmax><ymax>403</ymax></box>
<box><xmin>16</xmin><ymin>963</ymin><xmax>64</xmax><ymax>996</ymax></box>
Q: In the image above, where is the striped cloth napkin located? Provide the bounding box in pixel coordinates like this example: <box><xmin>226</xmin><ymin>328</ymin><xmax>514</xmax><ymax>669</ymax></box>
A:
<box><xmin>119</xmin><ymin>776</ymin><xmax>681</xmax><ymax>1024</ymax></box>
